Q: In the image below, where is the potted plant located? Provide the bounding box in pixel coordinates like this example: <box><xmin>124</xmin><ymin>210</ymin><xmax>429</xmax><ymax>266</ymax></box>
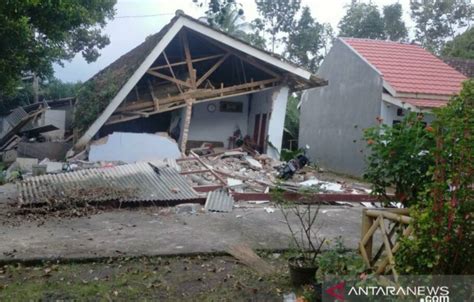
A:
<box><xmin>274</xmin><ymin>187</ymin><xmax>325</xmax><ymax>286</ymax></box>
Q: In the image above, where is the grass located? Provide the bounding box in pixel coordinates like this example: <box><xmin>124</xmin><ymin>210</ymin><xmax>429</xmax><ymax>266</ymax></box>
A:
<box><xmin>0</xmin><ymin>253</ymin><xmax>297</xmax><ymax>301</ymax></box>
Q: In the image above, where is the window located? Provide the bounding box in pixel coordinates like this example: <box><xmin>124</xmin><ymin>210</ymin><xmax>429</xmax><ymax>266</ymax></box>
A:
<box><xmin>220</xmin><ymin>101</ymin><xmax>243</xmax><ymax>113</ymax></box>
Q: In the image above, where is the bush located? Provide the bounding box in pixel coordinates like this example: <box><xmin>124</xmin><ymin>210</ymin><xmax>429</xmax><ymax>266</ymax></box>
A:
<box><xmin>395</xmin><ymin>80</ymin><xmax>474</xmax><ymax>274</ymax></box>
<box><xmin>363</xmin><ymin>113</ymin><xmax>435</xmax><ymax>206</ymax></box>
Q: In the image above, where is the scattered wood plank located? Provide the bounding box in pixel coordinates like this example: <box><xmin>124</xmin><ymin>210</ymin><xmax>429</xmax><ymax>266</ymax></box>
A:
<box><xmin>226</xmin><ymin>243</ymin><xmax>275</xmax><ymax>275</ymax></box>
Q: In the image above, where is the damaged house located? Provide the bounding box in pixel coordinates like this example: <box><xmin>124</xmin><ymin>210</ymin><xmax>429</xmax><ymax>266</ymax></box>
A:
<box><xmin>72</xmin><ymin>12</ymin><xmax>327</xmax><ymax>160</ymax></box>
<box><xmin>0</xmin><ymin>97</ymin><xmax>76</xmax><ymax>164</ymax></box>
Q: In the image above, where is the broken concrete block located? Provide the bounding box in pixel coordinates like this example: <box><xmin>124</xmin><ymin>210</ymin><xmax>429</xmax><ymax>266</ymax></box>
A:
<box><xmin>15</xmin><ymin>157</ymin><xmax>38</xmax><ymax>172</ymax></box>
<box><xmin>244</xmin><ymin>156</ymin><xmax>263</xmax><ymax>170</ymax></box>
<box><xmin>175</xmin><ymin>203</ymin><xmax>200</xmax><ymax>215</ymax></box>
<box><xmin>89</xmin><ymin>132</ymin><xmax>181</xmax><ymax>163</ymax></box>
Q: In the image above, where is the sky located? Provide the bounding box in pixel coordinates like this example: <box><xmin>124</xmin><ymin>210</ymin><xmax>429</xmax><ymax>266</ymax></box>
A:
<box><xmin>54</xmin><ymin>0</ymin><xmax>414</xmax><ymax>83</ymax></box>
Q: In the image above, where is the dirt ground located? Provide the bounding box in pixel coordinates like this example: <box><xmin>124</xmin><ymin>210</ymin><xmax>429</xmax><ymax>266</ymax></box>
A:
<box><xmin>0</xmin><ymin>253</ymin><xmax>297</xmax><ymax>301</ymax></box>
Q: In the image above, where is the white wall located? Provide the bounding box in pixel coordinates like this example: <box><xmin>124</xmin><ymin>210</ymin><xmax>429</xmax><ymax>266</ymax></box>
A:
<box><xmin>187</xmin><ymin>94</ymin><xmax>249</xmax><ymax>146</ymax></box>
<box><xmin>381</xmin><ymin>101</ymin><xmax>435</xmax><ymax>126</ymax></box>
<box><xmin>248</xmin><ymin>89</ymin><xmax>273</xmax><ymax>141</ymax></box>
<box><xmin>267</xmin><ymin>86</ymin><xmax>289</xmax><ymax>158</ymax></box>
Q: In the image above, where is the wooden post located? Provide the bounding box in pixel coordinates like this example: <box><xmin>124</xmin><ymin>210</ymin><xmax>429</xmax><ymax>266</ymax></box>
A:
<box><xmin>180</xmin><ymin>98</ymin><xmax>194</xmax><ymax>153</ymax></box>
<box><xmin>361</xmin><ymin>208</ymin><xmax>373</xmax><ymax>263</ymax></box>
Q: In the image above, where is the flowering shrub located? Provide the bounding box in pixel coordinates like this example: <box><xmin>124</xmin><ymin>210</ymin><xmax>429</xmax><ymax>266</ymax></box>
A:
<box><xmin>363</xmin><ymin>113</ymin><xmax>435</xmax><ymax>206</ymax></box>
<box><xmin>396</xmin><ymin>80</ymin><xmax>474</xmax><ymax>274</ymax></box>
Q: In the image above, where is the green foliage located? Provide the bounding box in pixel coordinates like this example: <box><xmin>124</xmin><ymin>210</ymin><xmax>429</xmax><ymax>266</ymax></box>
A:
<box><xmin>0</xmin><ymin>0</ymin><xmax>116</xmax><ymax>95</ymax></box>
<box><xmin>0</xmin><ymin>82</ymin><xmax>35</xmax><ymax>115</ymax></box>
<box><xmin>316</xmin><ymin>237</ymin><xmax>366</xmax><ymax>280</ymax></box>
<box><xmin>396</xmin><ymin>80</ymin><xmax>474</xmax><ymax>275</ymax></box>
<box><xmin>338</xmin><ymin>2</ymin><xmax>386</xmax><ymax>40</ymax></box>
<box><xmin>74</xmin><ymin>75</ymin><xmax>119</xmax><ymax>132</ymax></box>
<box><xmin>285</xmin><ymin>7</ymin><xmax>330</xmax><ymax>73</ymax></box>
<box><xmin>280</xmin><ymin>148</ymin><xmax>304</xmax><ymax>162</ymax></box>
<box><xmin>441</xmin><ymin>27</ymin><xmax>474</xmax><ymax>59</ymax></box>
<box><xmin>194</xmin><ymin>0</ymin><xmax>266</xmax><ymax>49</ymax></box>
<box><xmin>363</xmin><ymin>113</ymin><xmax>435</xmax><ymax>206</ymax></box>
<box><xmin>284</xmin><ymin>95</ymin><xmax>300</xmax><ymax>141</ymax></box>
<box><xmin>339</xmin><ymin>1</ymin><xmax>409</xmax><ymax>41</ymax></box>
<box><xmin>0</xmin><ymin>78</ymin><xmax>80</xmax><ymax>115</ymax></box>
<box><xmin>383</xmin><ymin>4</ymin><xmax>408</xmax><ymax>41</ymax></box>
<box><xmin>42</xmin><ymin>79</ymin><xmax>82</xmax><ymax>101</ymax></box>
<box><xmin>255</xmin><ymin>0</ymin><xmax>301</xmax><ymax>52</ymax></box>
<box><xmin>410</xmin><ymin>0</ymin><xmax>473</xmax><ymax>54</ymax></box>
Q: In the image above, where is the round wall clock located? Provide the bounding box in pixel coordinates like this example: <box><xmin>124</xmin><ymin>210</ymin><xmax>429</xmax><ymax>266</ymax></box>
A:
<box><xmin>207</xmin><ymin>103</ymin><xmax>216</xmax><ymax>112</ymax></box>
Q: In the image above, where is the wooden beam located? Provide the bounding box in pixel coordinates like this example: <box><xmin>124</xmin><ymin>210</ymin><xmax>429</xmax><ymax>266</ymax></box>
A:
<box><xmin>149</xmin><ymin>54</ymin><xmax>225</xmax><ymax>71</ymax></box>
<box><xmin>159</xmin><ymin>78</ymin><xmax>280</xmax><ymax>105</ymax></box>
<box><xmin>147</xmin><ymin>80</ymin><xmax>159</xmax><ymax>111</ymax></box>
<box><xmin>114</xmin><ymin>78</ymin><xmax>280</xmax><ymax>114</ymax></box>
<box><xmin>180</xmin><ymin>31</ymin><xmax>196</xmax><ymax>88</ymax></box>
<box><xmin>199</xmin><ymin>35</ymin><xmax>282</xmax><ymax>79</ymax></box>
<box><xmin>180</xmin><ymin>98</ymin><xmax>194</xmax><ymax>152</ymax></box>
<box><xmin>196</xmin><ymin>53</ymin><xmax>230</xmax><ymax>87</ymax></box>
<box><xmin>163</xmin><ymin>51</ymin><xmax>185</xmax><ymax>94</ymax></box>
<box><xmin>147</xmin><ymin>70</ymin><xmax>192</xmax><ymax>88</ymax></box>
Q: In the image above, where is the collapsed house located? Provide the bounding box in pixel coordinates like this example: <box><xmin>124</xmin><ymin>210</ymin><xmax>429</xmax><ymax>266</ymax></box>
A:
<box><xmin>0</xmin><ymin>97</ymin><xmax>75</xmax><ymax>164</ymax></box>
<box><xmin>11</xmin><ymin>13</ymin><xmax>383</xmax><ymax>211</ymax></box>
<box><xmin>72</xmin><ymin>12</ymin><xmax>327</xmax><ymax>160</ymax></box>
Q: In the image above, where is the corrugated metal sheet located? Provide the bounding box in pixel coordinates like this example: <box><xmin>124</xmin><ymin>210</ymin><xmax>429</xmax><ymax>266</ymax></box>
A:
<box><xmin>204</xmin><ymin>189</ymin><xmax>234</xmax><ymax>212</ymax></box>
<box><xmin>18</xmin><ymin>160</ymin><xmax>198</xmax><ymax>205</ymax></box>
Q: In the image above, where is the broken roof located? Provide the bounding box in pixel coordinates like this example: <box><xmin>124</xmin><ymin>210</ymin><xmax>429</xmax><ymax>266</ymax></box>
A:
<box><xmin>341</xmin><ymin>38</ymin><xmax>467</xmax><ymax>96</ymax></box>
<box><xmin>74</xmin><ymin>12</ymin><xmax>326</xmax><ymax>148</ymax></box>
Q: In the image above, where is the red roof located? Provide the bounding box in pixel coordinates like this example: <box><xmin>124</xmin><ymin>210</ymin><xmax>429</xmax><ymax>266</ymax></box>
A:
<box><xmin>400</xmin><ymin>98</ymin><xmax>448</xmax><ymax>109</ymax></box>
<box><xmin>342</xmin><ymin>38</ymin><xmax>467</xmax><ymax>96</ymax></box>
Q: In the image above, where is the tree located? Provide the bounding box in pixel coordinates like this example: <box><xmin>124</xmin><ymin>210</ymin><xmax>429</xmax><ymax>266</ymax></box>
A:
<box><xmin>0</xmin><ymin>78</ymin><xmax>81</xmax><ymax>115</ymax></box>
<box><xmin>338</xmin><ymin>1</ymin><xmax>385</xmax><ymax>40</ymax></box>
<box><xmin>410</xmin><ymin>0</ymin><xmax>473</xmax><ymax>54</ymax></box>
<box><xmin>255</xmin><ymin>0</ymin><xmax>301</xmax><ymax>52</ymax></box>
<box><xmin>194</xmin><ymin>0</ymin><xmax>266</xmax><ymax>49</ymax></box>
<box><xmin>285</xmin><ymin>7</ymin><xmax>325</xmax><ymax>73</ymax></box>
<box><xmin>441</xmin><ymin>27</ymin><xmax>474</xmax><ymax>59</ymax></box>
<box><xmin>0</xmin><ymin>0</ymin><xmax>116</xmax><ymax>95</ymax></box>
<box><xmin>383</xmin><ymin>3</ymin><xmax>408</xmax><ymax>41</ymax></box>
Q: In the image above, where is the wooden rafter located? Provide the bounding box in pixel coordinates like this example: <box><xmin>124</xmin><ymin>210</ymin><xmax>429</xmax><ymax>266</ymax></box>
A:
<box><xmin>180</xmin><ymin>31</ymin><xmax>196</xmax><ymax>88</ymax></box>
<box><xmin>196</xmin><ymin>53</ymin><xmax>230</xmax><ymax>87</ymax></box>
<box><xmin>147</xmin><ymin>79</ymin><xmax>159</xmax><ymax>111</ymax></box>
<box><xmin>148</xmin><ymin>54</ymin><xmax>225</xmax><ymax>71</ymax></box>
<box><xmin>107</xmin><ymin>85</ymin><xmax>277</xmax><ymax>126</ymax></box>
<box><xmin>159</xmin><ymin>78</ymin><xmax>279</xmax><ymax>105</ymax></box>
<box><xmin>114</xmin><ymin>78</ymin><xmax>280</xmax><ymax>115</ymax></box>
<box><xmin>147</xmin><ymin>70</ymin><xmax>191</xmax><ymax>88</ymax></box>
<box><xmin>163</xmin><ymin>51</ymin><xmax>185</xmax><ymax>93</ymax></box>
<box><xmin>198</xmin><ymin>34</ymin><xmax>282</xmax><ymax>80</ymax></box>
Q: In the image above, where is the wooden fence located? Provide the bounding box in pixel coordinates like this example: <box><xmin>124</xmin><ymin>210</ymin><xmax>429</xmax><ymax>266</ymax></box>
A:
<box><xmin>359</xmin><ymin>208</ymin><xmax>412</xmax><ymax>282</ymax></box>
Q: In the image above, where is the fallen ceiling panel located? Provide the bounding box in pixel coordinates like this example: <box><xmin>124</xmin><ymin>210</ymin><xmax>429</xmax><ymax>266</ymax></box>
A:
<box><xmin>18</xmin><ymin>160</ymin><xmax>199</xmax><ymax>205</ymax></box>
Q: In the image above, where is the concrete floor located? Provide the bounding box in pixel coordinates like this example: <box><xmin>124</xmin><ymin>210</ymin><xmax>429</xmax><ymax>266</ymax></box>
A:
<box><xmin>0</xmin><ymin>185</ymin><xmax>364</xmax><ymax>262</ymax></box>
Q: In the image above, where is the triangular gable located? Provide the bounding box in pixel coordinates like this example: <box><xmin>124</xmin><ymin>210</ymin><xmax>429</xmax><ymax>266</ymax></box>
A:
<box><xmin>75</xmin><ymin>13</ymin><xmax>317</xmax><ymax>149</ymax></box>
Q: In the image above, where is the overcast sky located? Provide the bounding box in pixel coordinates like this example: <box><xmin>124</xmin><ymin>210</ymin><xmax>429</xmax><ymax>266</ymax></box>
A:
<box><xmin>54</xmin><ymin>0</ymin><xmax>414</xmax><ymax>83</ymax></box>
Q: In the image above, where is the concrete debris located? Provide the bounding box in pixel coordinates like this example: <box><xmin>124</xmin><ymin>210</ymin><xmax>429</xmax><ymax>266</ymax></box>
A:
<box><xmin>264</xmin><ymin>207</ymin><xmax>275</xmax><ymax>213</ymax></box>
<box><xmin>244</xmin><ymin>156</ymin><xmax>263</xmax><ymax>169</ymax></box>
<box><xmin>175</xmin><ymin>203</ymin><xmax>200</xmax><ymax>215</ymax></box>
<box><xmin>89</xmin><ymin>132</ymin><xmax>181</xmax><ymax>163</ymax></box>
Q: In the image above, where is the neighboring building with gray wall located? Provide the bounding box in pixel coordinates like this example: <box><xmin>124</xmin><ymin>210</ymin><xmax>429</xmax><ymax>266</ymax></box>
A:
<box><xmin>299</xmin><ymin>38</ymin><xmax>382</xmax><ymax>176</ymax></box>
<box><xmin>300</xmin><ymin>38</ymin><xmax>466</xmax><ymax>177</ymax></box>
